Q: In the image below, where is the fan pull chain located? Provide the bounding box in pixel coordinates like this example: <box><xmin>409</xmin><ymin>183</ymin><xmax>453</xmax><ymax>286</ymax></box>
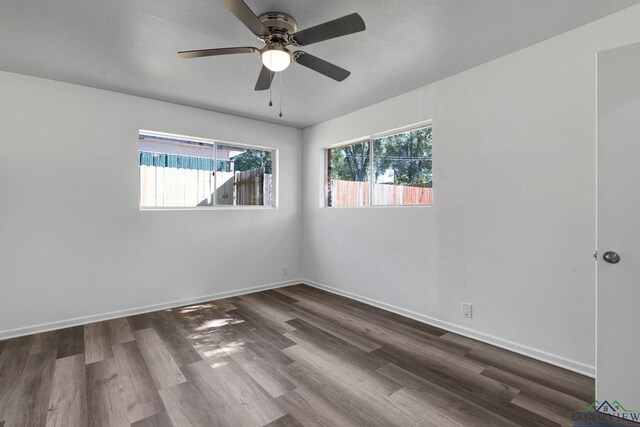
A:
<box><xmin>269</xmin><ymin>73</ymin><xmax>273</xmax><ymax>107</ymax></box>
<box><xmin>279</xmin><ymin>72</ymin><xmax>283</xmax><ymax>118</ymax></box>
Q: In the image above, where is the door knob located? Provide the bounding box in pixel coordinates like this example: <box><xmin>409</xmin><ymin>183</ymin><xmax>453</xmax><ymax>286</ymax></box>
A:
<box><xmin>602</xmin><ymin>251</ymin><xmax>620</xmax><ymax>264</ymax></box>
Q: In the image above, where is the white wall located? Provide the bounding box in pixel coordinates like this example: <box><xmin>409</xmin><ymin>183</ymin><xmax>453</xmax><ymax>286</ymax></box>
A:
<box><xmin>0</xmin><ymin>71</ymin><xmax>302</xmax><ymax>337</ymax></box>
<box><xmin>301</xmin><ymin>4</ymin><xmax>640</xmax><ymax>375</ymax></box>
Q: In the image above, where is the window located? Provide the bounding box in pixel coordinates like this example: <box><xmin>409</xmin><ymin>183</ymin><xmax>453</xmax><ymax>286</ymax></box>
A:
<box><xmin>139</xmin><ymin>131</ymin><xmax>275</xmax><ymax>208</ymax></box>
<box><xmin>326</xmin><ymin>124</ymin><xmax>432</xmax><ymax>207</ymax></box>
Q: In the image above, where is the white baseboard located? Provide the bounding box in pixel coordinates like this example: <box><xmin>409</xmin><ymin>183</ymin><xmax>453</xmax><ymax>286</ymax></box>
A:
<box><xmin>0</xmin><ymin>279</ymin><xmax>302</xmax><ymax>341</ymax></box>
<box><xmin>300</xmin><ymin>278</ymin><xmax>595</xmax><ymax>378</ymax></box>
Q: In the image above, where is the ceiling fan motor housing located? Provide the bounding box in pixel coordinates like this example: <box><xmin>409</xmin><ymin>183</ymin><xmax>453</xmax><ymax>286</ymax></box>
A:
<box><xmin>258</xmin><ymin>12</ymin><xmax>298</xmax><ymax>43</ymax></box>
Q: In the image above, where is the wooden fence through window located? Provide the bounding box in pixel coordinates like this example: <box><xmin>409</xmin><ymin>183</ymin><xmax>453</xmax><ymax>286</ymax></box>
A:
<box><xmin>140</xmin><ymin>163</ymin><xmax>272</xmax><ymax>207</ymax></box>
<box><xmin>330</xmin><ymin>179</ymin><xmax>432</xmax><ymax>207</ymax></box>
<box><xmin>234</xmin><ymin>167</ymin><xmax>272</xmax><ymax>206</ymax></box>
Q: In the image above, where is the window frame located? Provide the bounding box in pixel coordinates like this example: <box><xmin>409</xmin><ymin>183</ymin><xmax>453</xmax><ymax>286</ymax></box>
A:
<box><xmin>139</xmin><ymin>129</ymin><xmax>278</xmax><ymax>211</ymax></box>
<box><xmin>324</xmin><ymin>120</ymin><xmax>433</xmax><ymax>208</ymax></box>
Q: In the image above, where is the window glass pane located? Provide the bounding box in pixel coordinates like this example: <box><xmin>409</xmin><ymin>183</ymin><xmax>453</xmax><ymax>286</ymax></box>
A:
<box><xmin>373</xmin><ymin>127</ymin><xmax>432</xmax><ymax>206</ymax></box>
<box><xmin>139</xmin><ymin>135</ymin><xmax>215</xmax><ymax>207</ymax></box>
<box><xmin>327</xmin><ymin>140</ymin><xmax>370</xmax><ymax>207</ymax></box>
<box><xmin>216</xmin><ymin>145</ymin><xmax>273</xmax><ymax>206</ymax></box>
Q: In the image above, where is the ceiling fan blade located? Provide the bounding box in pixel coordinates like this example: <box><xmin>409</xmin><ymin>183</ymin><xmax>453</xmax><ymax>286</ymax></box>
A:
<box><xmin>291</xmin><ymin>13</ymin><xmax>365</xmax><ymax>46</ymax></box>
<box><xmin>254</xmin><ymin>66</ymin><xmax>274</xmax><ymax>91</ymax></box>
<box><xmin>178</xmin><ymin>47</ymin><xmax>257</xmax><ymax>58</ymax></box>
<box><xmin>219</xmin><ymin>0</ymin><xmax>270</xmax><ymax>37</ymax></box>
<box><xmin>294</xmin><ymin>52</ymin><xmax>351</xmax><ymax>82</ymax></box>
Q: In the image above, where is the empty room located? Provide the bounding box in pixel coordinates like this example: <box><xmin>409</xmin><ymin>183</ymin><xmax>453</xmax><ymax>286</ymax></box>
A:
<box><xmin>1</xmin><ymin>0</ymin><xmax>639</xmax><ymax>426</ymax></box>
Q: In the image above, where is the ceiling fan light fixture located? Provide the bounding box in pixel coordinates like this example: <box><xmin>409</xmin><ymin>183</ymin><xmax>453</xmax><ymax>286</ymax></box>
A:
<box><xmin>261</xmin><ymin>44</ymin><xmax>291</xmax><ymax>72</ymax></box>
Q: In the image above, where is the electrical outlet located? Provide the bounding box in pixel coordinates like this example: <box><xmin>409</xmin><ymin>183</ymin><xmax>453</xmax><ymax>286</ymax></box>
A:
<box><xmin>462</xmin><ymin>303</ymin><xmax>472</xmax><ymax>319</ymax></box>
<box><xmin>283</xmin><ymin>266</ymin><xmax>288</xmax><ymax>276</ymax></box>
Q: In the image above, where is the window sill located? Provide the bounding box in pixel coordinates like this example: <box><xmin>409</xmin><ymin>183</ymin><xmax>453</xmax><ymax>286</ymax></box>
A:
<box><xmin>140</xmin><ymin>206</ymin><xmax>277</xmax><ymax>211</ymax></box>
<box><xmin>323</xmin><ymin>204</ymin><xmax>433</xmax><ymax>209</ymax></box>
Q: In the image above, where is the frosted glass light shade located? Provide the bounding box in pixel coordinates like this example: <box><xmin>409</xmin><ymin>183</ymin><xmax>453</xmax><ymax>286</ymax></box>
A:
<box><xmin>261</xmin><ymin>49</ymin><xmax>291</xmax><ymax>72</ymax></box>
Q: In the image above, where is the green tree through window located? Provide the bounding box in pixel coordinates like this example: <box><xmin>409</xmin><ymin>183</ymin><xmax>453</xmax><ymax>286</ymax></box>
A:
<box><xmin>231</xmin><ymin>149</ymin><xmax>272</xmax><ymax>174</ymax></box>
<box><xmin>329</xmin><ymin>140</ymin><xmax>370</xmax><ymax>182</ymax></box>
<box><xmin>374</xmin><ymin>127</ymin><xmax>432</xmax><ymax>187</ymax></box>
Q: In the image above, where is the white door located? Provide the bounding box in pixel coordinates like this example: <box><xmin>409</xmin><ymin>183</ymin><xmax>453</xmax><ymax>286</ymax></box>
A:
<box><xmin>597</xmin><ymin>42</ymin><xmax>640</xmax><ymax>412</ymax></box>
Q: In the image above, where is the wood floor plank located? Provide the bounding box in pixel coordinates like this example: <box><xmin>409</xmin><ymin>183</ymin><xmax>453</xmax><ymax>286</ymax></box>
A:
<box><xmin>181</xmin><ymin>359</ymin><xmax>286</xmax><ymax>427</ymax></box>
<box><xmin>128</xmin><ymin>314</ymin><xmax>153</xmax><ymax>331</ymax></box>
<box><xmin>184</xmin><ymin>312</ymin><xmax>295</xmax><ymax>398</ymax></box>
<box><xmin>2</xmin><ymin>334</ymin><xmax>35</xmax><ymax>350</ymax></box>
<box><xmin>278</xmin><ymin>286</ymin><xmax>352</xmax><ymax>308</ymax></box>
<box><xmin>466</xmin><ymin>347</ymin><xmax>594</xmax><ymax>403</ymax></box>
<box><xmin>233</xmin><ymin>303</ymin><xmax>296</xmax><ymax>336</ymax></box>
<box><xmin>481</xmin><ymin>366</ymin><xmax>590</xmax><ymax>411</ymax></box>
<box><xmin>216</xmin><ymin>301</ymin><xmax>238</xmax><ymax>311</ymax></box>
<box><xmin>348</xmin><ymin>307</ymin><xmax>472</xmax><ymax>356</ymax></box>
<box><xmin>46</xmin><ymin>354</ymin><xmax>88</xmax><ymax>427</ymax></box>
<box><xmin>263</xmin><ymin>289</ymin><xmax>299</xmax><ymax>304</ymax></box>
<box><xmin>511</xmin><ymin>392</ymin><xmax>576</xmax><ymax>427</ymax></box>
<box><xmin>84</xmin><ymin>322</ymin><xmax>114</xmax><ymax>365</ymax></box>
<box><xmin>289</xmin><ymin>307</ymin><xmax>382</xmax><ymax>353</ymax></box>
<box><xmin>239</xmin><ymin>357</ymin><xmax>296</xmax><ymax>398</ymax></box>
<box><xmin>134</xmin><ymin>328</ymin><xmax>186</xmax><ymax>390</ymax></box>
<box><xmin>112</xmin><ymin>341</ymin><xmax>165</xmax><ymax>423</ymax></box>
<box><xmin>294</xmin><ymin>298</ymin><xmax>487</xmax><ymax>374</ymax></box>
<box><xmin>159</xmin><ymin>382</ymin><xmax>221</xmax><ymax>427</ymax></box>
<box><xmin>346</xmin><ymin>299</ymin><xmax>449</xmax><ymax>337</ymax></box>
<box><xmin>56</xmin><ymin>326</ymin><xmax>84</xmax><ymax>359</ymax></box>
<box><xmin>129</xmin><ymin>309</ymin><xmax>173</xmax><ymax>331</ymax></box>
<box><xmin>282</xmin><ymin>358</ymin><xmax>406</xmax><ymax>427</ymax></box>
<box><xmin>440</xmin><ymin>331</ymin><xmax>496</xmax><ymax>350</ymax></box>
<box><xmin>6</xmin><ymin>351</ymin><xmax>56</xmax><ymax>427</ymax></box>
<box><xmin>0</xmin><ymin>344</ymin><xmax>32</xmax><ymax>419</ymax></box>
<box><xmin>228</xmin><ymin>321</ymin><xmax>295</xmax><ymax>367</ymax></box>
<box><xmin>371</xmin><ymin>345</ymin><xmax>514</xmax><ymax>401</ymax></box>
<box><xmin>284</xmin><ymin>318</ymin><xmax>385</xmax><ymax>371</ymax></box>
<box><xmin>104</xmin><ymin>318</ymin><xmax>136</xmax><ymax>345</ymax></box>
<box><xmin>245</xmin><ymin>292</ymin><xmax>382</xmax><ymax>353</ymax></box>
<box><xmin>444</xmin><ymin>334</ymin><xmax>595</xmax><ymax>404</ymax></box>
<box><xmin>264</xmin><ymin>413</ymin><xmax>305</xmax><ymax>427</ymax></box>
<box><xmin>283</xmin><ymin>344</ymin><xmax>402</xmax><ymax>399</ymax></box>
<box><xmin>388</xmin><ymin>388</ymin><xmax>483</xmax><ymax>426</ymax></box>
<box><xmin>131</xmin><ymin>411</ymin><xmax>175</xmax><ymax>427</ymax></box>
<box><xmin>275</xmin><ymin>386</ymin><xmax>357</xmax><ymax>427</ymax></box>
<box><xmin>236</xmin><ymin>294</ymin><xmax>297</xmax><ymax>333</ymax></box>
<box><xmin>86</xmin><ymin>358</ymin><xmax>129</xmax><ymax>427</ymax></box>
<box><xmin>378</xmin><ymin>363</ymin><xmax>515</xmax><ymax>426</ymax></box>
<box><xmin>242</xmin><ymin>291</ymin><xmax>300</xmax><ymax>315</ymax></box>
<box><xmin>295</xmin><ymin>297</ymin><xmax>472</xmax><ymax>360</ymax></box>
<box><xmin>184</xmin><ymin>311</ymin><xmax>260</xmax><ymax>366</ymax></box>
<box><xmin>231</xmin><ymin>306</ymin><xmax>297</xmax><ymax>350</ymax></box>
<box><xmin>151</xmin><ymin>319</ymin><xmax>202</xmax><ymax>367</ymax></box>
<box><xmin>376</xmin><ymin>356</ymin><xmax>556</xmax><ymax>426</ymax></box>
<box><xmin>167</xmin><ymin>304</ymin><xmax>243</xmax><ymax>363</ymax></box>
<box><xmin>284</xmin><ymin>333</ymin><xmax>400</xmax><ymax>397</ymax></box>
<box><xmin>30</xmin><ymin>330</ymin><xmax>60</xmax><ymax>355</ymax></box>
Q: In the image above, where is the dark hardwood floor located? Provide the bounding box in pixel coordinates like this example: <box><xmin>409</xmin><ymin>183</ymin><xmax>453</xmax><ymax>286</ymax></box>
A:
<box><xmin>0</xmin><ymin>284</ymin><xmax>628</xmax><ymax>426</ymax></box>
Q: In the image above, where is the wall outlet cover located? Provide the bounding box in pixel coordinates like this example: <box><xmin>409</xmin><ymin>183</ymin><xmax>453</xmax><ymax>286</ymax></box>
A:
<box><xmin>462</xmin><ymin>303</ymin><xmax>472</xmax><ymax>318</ymax></box>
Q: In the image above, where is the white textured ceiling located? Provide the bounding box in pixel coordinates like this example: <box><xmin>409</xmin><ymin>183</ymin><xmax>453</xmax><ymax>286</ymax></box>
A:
<box><xmin>0</xmin><ymin>0</ymin><xmax>637</xmax><ymax>128</ymax></box>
